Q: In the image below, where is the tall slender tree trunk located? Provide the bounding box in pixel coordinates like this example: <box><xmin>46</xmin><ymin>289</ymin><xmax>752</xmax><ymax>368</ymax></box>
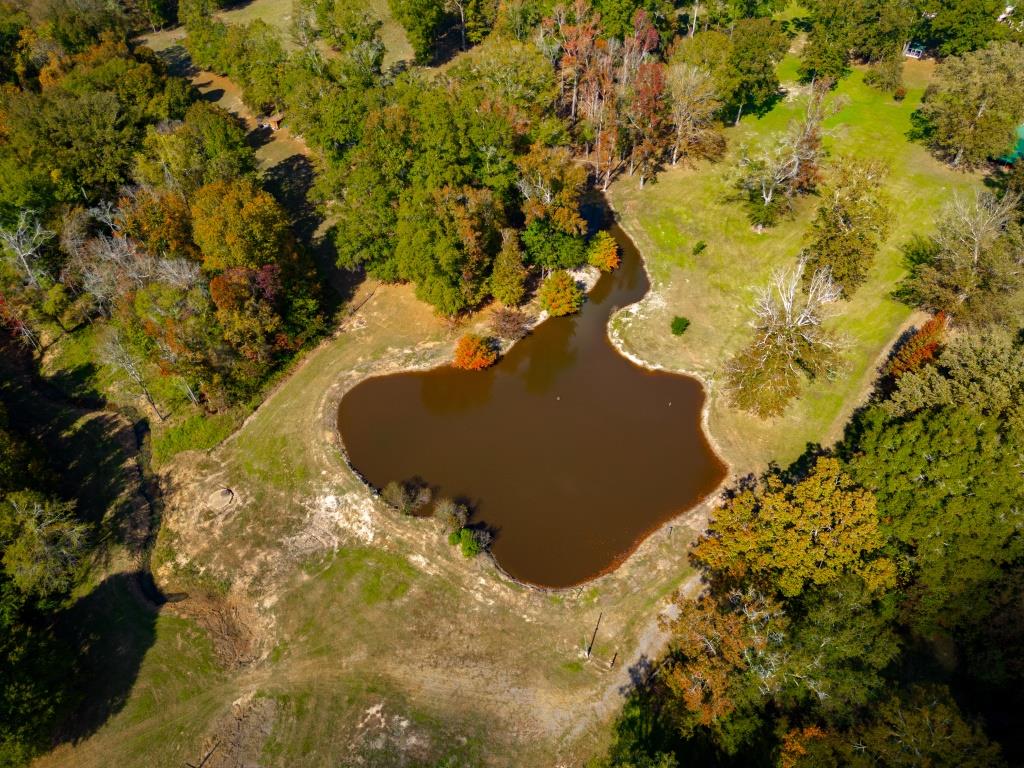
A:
<box><xmin>690</xmin><ymin>3</ymin><xmax>698</xmax><ymax>36</ymax></box>
<box><xmin>16</xmin><ymin>252</ymin><xmax>40</xmax><ymax>288</ymax></box>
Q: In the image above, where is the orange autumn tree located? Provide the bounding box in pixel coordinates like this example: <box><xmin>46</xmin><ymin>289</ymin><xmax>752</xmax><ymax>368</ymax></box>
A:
<box><xmin>661</xmin><ymin>588</ymin><xmax>789</xmax><ymax>731</ymax></box>
<box><xmin>538</xmin><ymin>270</ymin><xmax>583</xmax><ymax>316</ymax></box>
<box><xmin>692</xmin><ymin>457</ymin><xmax>896</xmax><ymax>598</ymax></box>
<box><xmin>586</xmin><ymin>230</ymin><xmax>620</xmax><ymax>272</ymax></box>
<box><xmin>452</xmin><ymin>333</ymin><xmax>498</xmax><ymax>370</ymax></box>
<box><xmin>886</xmin><ymin>311</ymin><xmax>947</xmax><ymax>378</ymax></box>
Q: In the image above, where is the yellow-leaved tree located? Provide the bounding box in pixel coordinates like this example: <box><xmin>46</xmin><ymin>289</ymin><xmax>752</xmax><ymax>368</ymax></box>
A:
<box><xmin>692</xmin><ymin>457</ymin><xmax>895</xmax><ymax>597</ymax></box>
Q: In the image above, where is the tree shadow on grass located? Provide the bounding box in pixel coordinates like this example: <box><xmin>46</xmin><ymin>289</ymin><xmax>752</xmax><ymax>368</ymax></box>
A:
<box><xmin>50</xmin><ymin>572</ymin><xmax>161</xmax><ymax>747</ymax></box>
<box><xmin>0</xmin><ymin>356</ymin><xmax>146</xmax><ymax>544</ymax></box>
<box><xmin>154</xmin><ymin>44</ymin><xmax>196</xmax><ymax>79</ymax></box>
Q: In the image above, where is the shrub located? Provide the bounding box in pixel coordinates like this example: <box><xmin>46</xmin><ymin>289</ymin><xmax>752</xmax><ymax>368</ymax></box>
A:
<box><xmin>382</xmin><ymin>480</ymin><xmax>431</xmax><ymax>514</ymax></box>
<box><xmin>538</xmin><ymin>271</ymin><xmax>583</xmax><ymax>317</ymax></box>
<box><xmin>586</xmin><ymin>231</ymin><xmax>621</xmax><ymax>271</ymax></box>
<box><xmin>864</xmin><ymin>56</ymin><xmax>904</xmax><ymax>94</ymax></box>
<box><xmin>692</xmin><ymin>240</ymin><xmax>707</xmax><ymax>256</ymax></box>
<box><xmin>489</xmin><ymin>307</ymin><xmax>532</xmax><ymax>341</ymax></box>
<box><xmin>452</xmin><ymin>334</ymin><xmax>498</xmax><ymax>370</ymax></box>
<box><xmin>382</xmin><ymin>481</ymin><xmax>413</xmax><ymax>514</ymax></box>
<box><xmin>670</xmin><ymin>316</ymin><xmax>691</xmax><ymax>336</ymax></box>
<box><xmin>434</xmin><ymin>498</ymin><xmax>469</xmax><ymax>534</ymax></box>
<box><xmin>449</xmin><ymin>527</ymin><xmax>492</xmax><ymax>558</ymax></box>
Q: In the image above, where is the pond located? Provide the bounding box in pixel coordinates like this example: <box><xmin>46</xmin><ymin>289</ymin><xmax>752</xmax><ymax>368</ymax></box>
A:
<box><xmin>337</xmin><ymin>220</ymin><xmax>727</xmax><ymax>588</ymax></box>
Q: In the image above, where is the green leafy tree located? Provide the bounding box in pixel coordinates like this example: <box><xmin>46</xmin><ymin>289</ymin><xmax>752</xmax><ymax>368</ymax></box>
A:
<box><xmin>884</xmin><ymin>328</ymin><xmax>1024</xmax><ymax>422</ymax></box>
<box><xmin>722</xmin><ymin>18</ymin><xmax>789</xmax><ymax>124</ymax></box>
<box><xmin>799</xmin><ymin>0</ymin><xmax>854</xmax><ymax>82</ymax></box>
<box><xmin>0</xmin><ymin>492</ymin><xmax>88</xmax><ymax>597</ymax></box>
<box><xmin>926</xmin><ymin>0</ymin><xmax>1005</xmax><ymax>56</ymax></box>
<box><xmin>847</xmin><ymin>405</ymin><xmax>1024</xmax><ymax>632</ymax></box>
<box><xmin>521</xmin><ymin>219</ymin><xmax>587</xmax><ymax>273</ymax></box>
<box><xmin>449</xmin><ymin>38</ymin><xmax>558</xmax><ymax>115</ymax></box>
<box><xmin>692</xmin><ymin>458</ymin><xmax>895</xmax><ymax>597</ymax></box>
<box><xmin>917</xmin><ymin>42</ymin><xmax>1024</xmax><ymax>168</ymax></box>
<box><xmin>190</xmin><ymin>178</ymin><xmax>293</xmax><ymax>272</ymax></box>
<box><xmin>594</xmin><ymin>0</ymin><xmax>675</xmax><ymax>40</ymax></box>
<box><xmin>491</xmin><ymin>229</ymin><xmax>528</xmax><ymax>306</ymax></box>
<box><xmin>135</xmin><ymin>102</ymin><xmax>256</xmax><ymax>196</ymax></box>
<box><xmin>388</xmin><ymin>0</ymin><xmax>445</xmax><ymax>62</ymax></box>
<box><xmin>801</xmin><ymin>157</ymin><xmax>890</xmax><ymax>293</ymax></box>
<box><xmin>846</xmin><ymin>685</ymin><xmax>1005</xmax><ymax>767</ymax></box>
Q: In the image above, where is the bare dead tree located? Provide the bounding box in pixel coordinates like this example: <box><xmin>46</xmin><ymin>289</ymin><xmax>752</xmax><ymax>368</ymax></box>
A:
<box><xmin>933</xmin><ymin>190</ymin><xmax>1021</xmax><ymax>267</ymax></box>
<box><xmin>102</xmin><ymin>329</ymin><xmax>165</xmax><ymax>421</ymax></box>
<box><xmin>0</xmin><ymin>292</ymin><xmax>40</xmax><ymax>351</ymax></box>
<box><xmin>666</xmin><ymin>63</ymin><xmax>723</xmax><ymax>165</ymax></box>
<box><xmin>732</xmin><ymin>83</ymin><xmax>846</xmax><ymax>222</ymax></box>
<box><xmin>0</xmin><ymin>211</ymin><xmax>55</xmax><ymax>289</ymax></box>
<box><xmin>725</xmin><ymin>259</ymin><xmax>844</xmax><ymax>416</ymax></box>
<box><xmin>751</xmin><ymin>258</ymin><xmax>842</xmax><ymax>364</ymax></box>
<box><xmin>87</xmin><ymin>200</ymin><xmax>121</xmax><ymax>234</ymax></box>
<box><xmin>155</xmin><ymin>257</ymin><xmax>202</xmax><ymax>289</ymax></box>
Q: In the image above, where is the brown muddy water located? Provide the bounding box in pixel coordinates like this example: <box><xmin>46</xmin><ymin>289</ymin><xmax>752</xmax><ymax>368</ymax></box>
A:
<box><xmin>337</xmin><ymin>223</ymin><xmax>726</xmax><ymax>588</ymax></box>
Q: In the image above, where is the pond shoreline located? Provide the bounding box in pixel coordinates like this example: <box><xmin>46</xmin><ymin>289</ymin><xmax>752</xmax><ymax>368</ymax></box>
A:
<box><xmin>332</xmin><ymin>209</ymin><xmax>732</xmax><ymax>592</ymax></box>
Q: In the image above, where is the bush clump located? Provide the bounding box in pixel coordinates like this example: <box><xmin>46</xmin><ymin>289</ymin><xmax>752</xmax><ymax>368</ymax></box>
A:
<box><xmin>671</xmin><ymin>316</ymin><xmax>691</xmax><ymax>336</ymax></box>
<box><xmin>489</xmin><ymin>307</ymin><xmax>532</xmax><ymax>341</ymax></box>
<box><xmin>434</xmin><ymin>497</ymin><xmax>469</xmax><ymax>533</ymax></box>
<box><xmin>452</xmin><ymin>334</ymin><xmax>498</xmax><ymax>370</ymax></box>
<box><xmin>381</xmin><ymin>480</ymin><xmax>432</xmax><ymax>515</ymax></box>
<box><xmin>448</xmin><ymin>527</ymin><xmax>493</xmax><ymax>558</ymax></box>
<box><xmin>692</xmin><ymin>240</ymin><xmax>707</xmax><ymax>256</ymax></box>
<box><xmin>538</xmin><ymin>271</ymin><xmax>583</xmax><ymax>317</ymax></box>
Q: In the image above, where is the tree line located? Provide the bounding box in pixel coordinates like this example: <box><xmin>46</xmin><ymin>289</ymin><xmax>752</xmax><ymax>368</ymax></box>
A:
<box><xmin>592</xmin><ymin>241</ymin><xmax>1024</xmax><ymax>766</ymax></box>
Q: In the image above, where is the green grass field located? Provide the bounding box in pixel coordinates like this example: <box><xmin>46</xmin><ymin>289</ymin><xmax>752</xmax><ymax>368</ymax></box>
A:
<box><xmin>608</xmin><ymin>56</ymin><xmax>981</xmax><ymax>471</ymax></box>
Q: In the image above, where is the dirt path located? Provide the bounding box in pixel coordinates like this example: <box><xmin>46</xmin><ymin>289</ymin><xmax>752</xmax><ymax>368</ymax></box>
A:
<box><xmin>137</xmin><ymin>30</ymin><xmax>309</xmax><ymax>169</ymax></box>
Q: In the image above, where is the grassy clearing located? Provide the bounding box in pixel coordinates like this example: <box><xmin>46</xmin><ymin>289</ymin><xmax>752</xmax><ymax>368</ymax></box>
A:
<box><xmin>608</xmin><ymin>57</ymin><xmax>981</xmax><ymax>472</ymax></box>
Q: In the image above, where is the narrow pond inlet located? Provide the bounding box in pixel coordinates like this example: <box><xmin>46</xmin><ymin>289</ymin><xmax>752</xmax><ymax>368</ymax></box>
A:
<box><xmin>338</xmin><ymin>221</ymin><xmax>727</xmax><ymax>588</ymax></box>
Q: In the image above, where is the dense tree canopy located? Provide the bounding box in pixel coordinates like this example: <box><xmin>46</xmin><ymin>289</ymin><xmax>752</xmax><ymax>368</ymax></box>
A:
<box><xmin>917</xmin><ymin>42</ymin><xmax>1024</xmax><ymax>168</ymax></box>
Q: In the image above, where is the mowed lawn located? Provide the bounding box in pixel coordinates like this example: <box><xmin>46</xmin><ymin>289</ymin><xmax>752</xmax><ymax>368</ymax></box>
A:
<box><xmin>608</xmin><ymin>56</ymin><xmax>981</xmax><ymax>472</ymax></box>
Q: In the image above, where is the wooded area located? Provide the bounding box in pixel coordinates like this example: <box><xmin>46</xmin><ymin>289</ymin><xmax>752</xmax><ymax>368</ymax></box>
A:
<box><xmin>1</xmin><ymin>0</ymin><xmax>1023</xmax><ymax>764</ymax></box>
